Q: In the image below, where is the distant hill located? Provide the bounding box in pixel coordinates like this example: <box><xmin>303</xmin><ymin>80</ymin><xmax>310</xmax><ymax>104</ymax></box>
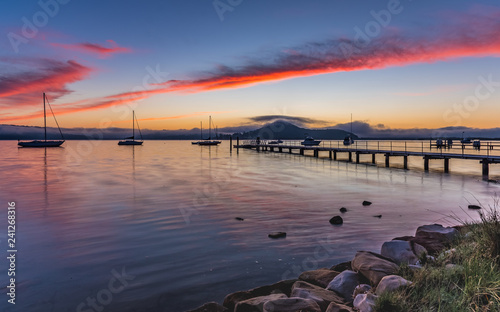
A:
<box><xmin>0</xmin><ymin>121</ymin><xmax>356</xmax><ymax>140</ymax></box>
<box><xmin>233</xmin><ymin>121</ymin><xmax>357</xmax><ymax>140</ymax></box>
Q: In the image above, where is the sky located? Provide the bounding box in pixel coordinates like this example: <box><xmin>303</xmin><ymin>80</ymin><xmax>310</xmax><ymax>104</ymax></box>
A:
<box><xmin>1</xmin><ymin>0</ymin><xmax>500</xmax><ymax>132</ymax></box>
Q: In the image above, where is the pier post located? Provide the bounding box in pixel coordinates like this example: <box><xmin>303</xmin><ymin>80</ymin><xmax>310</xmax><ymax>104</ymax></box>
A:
<box><xmin>424</xmin><ymin>157</ymin><xmax>429</xmax><ymax>171</ymax></box>
<box><xmin>333</xmin><ymin>151</ymin><xmax>337</xmax><ymax>160</ymax></box>
<box><xmin>329</xmin><ymin>151</ymin><xmax>332</xmax><ymax>159</ymax></box>
<box><xmin>236</xmin><ymin>137</ymin><xmax>239</xmax><ymax>154</ymax></box>
<box><xmin>372</xmin><ymin>154</ymin><xmax>376</xmax><ymax>164</ymax></box>
<box><xmin>279</xmin><ymin>147</ymin><xmax>282</xmax><ymax>153</ymax></box>
<box><xmin>356</xmin><ymin>152</ymin><xmax>360</xmax><ymax>164</ymax></box>
<box><xmin>300</xmin><ymin>149</ymin><xmax>304</xmax><ymax>155</ymax></box>
<box><xmin>230</xmin><ymin>137</ymin><xmax>232</xmax><ymax>152</ymax></box>
<box><xmin>270</xmin><ymin>147</ymin><xmax>274</xmax><ymax>152</ymax></box>
<box><xmin>444</xmin><ymin>158</ymin><xmax>449</xmax><ymax>173</ymax></box>
<box><xmin>403</xmin><ymin>156</ymin><xmax>408</xmax><ymax>169</ymax></box>
<box><xmin>348</xmin><ymin>152</ymin><xmax>352</xmax><ymax>162</ymax></box>
<box><xmin>314</xmin><ymin>150</ymin><xmax>319</xmax><ymax>158</ymax></box>
<box><xmin>385</xmin><ymin>154</ymin><xmax>390</xmax><ymax>167</ymax></box>
<box><xmin>482</xmin><ymin>160</ymin><xmax>489</xmax><ymax>181</ymax></box>
<box><xmin>289</xmin><ymin>148</ymin><xmax>292</xmax><ymax>154</ymax></box>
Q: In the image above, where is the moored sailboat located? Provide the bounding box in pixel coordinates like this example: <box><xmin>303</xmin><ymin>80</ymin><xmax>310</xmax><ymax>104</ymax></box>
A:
<box><xmin>118</xmin><ymin>111</ymin><xmax>143</xmax><ymax>145</ymax></box>
<box><xmin>18</xmin><ymin>93</ymin><xmax>65</xmax><ymax>147</ymax></box>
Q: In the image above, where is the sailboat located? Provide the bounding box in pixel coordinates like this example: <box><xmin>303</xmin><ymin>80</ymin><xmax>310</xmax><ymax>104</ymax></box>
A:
<box><xmin>198</xmin><ymin>116</ymin><xmax>221</xmax><ymax>146</ymax></box>
<box><xmin>18</xmin><ymin>93</ymin><xmax>65</xmax><ymax>147</ymax></box>
<box><xmin>118</xmin><ymin>111</ymin><xmax>143</xmax><ymax>145</ymax></box>
<box><xmin>343</xmin><ymin>114</ymin><xmax>355</xmax><ymax>146</ymax></box>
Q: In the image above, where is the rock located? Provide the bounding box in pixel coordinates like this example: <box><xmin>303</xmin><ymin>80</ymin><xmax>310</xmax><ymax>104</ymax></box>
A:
<box><xmin>299</xmin><ymin>268</ymin><xmax>340</xmax><ymax>288</ymax></box>
<box><xmin>235</xmin><ymin>217</ymin><xmax>244</xmax><ymax>221</ymax></box>
<box><xmin>325</xmin><ymin>302</ymin><xmax>355</xmax><ymax>312</ymax></box>
<box><xmin>268</xmin><ymin>232</ymin><xmax>286</xmax><ymax>239</ymax></box>
<box><xmin>468</xmin><ymin>204</ymin><xmax>481</xmax><ymax>210</ymax></box>
<box><xmin>353</xmin><ymin>284</ymin><xmax>372</xmax><ymax>298</ymax></box>
<box><xmin>362</xmin><ymin>201</ymin><xmax>372</xmax><ymax>206</ymax></box>
<box><xmin>291</xmin><ymin>281</ymin><xmax>345</xmax><ymax>310</ymax></box>
<box><xmin>381</xmin><ymin>240</ymin><xmax>419</xmax><ymax>265</ymax></box>
<box><xmin>351</xmin><ymin>251</ymin><xmax>399</xmax><ymax>286</ymax></box>
<box><xmin>263</xmin><ymin>298</ymin><xmax>321</xmax><ymax>312</ymax></box>
<box><xmin>234</xmin><ymin>294</ymin><xmax>287</xmax><ymax>312</ymax></box>
<box><xmin>223</xmin><ymin>279</ymin><xmax>296</xmax><ymax>311</ymax></box>
<box><xmin>414</xmin><ymin>224</ymin><xmax>459</xmax><ymax>254</ymax></box>
<box><xmin>187</xmin><ymin>302</ymin><xmax>228</xmax><ymax>312</ymax></box>
<box><xmin>340</xmin><ymin>207</ymin><xmax>348</xmax><ymax>213</ymax></box>
<box><xmin>375</xmin><ymin>275</ymin><xmax>411</xmax><ymax>295</ymax></box>
<box><xmin>326</xmin><ymin>270</ymin><xmax>359</xmax><ymax>302</ymax></box>
<box><xmin>330</xmin><ymin>261</ymin><xmax>352</xmax><ymax>272</ymax></box>
<box><xmin>330</xmin><ymin>216</ymin><xmax>343</xmax><ymax>225</ymax></box>
<box><xmin>373</xmin><ymin>215</ymin><xmax>382</xmax><ymax>218</ymax></box>
<box><xmin>353</xmin><ymin>293</ymin><xmax>377</xmax><ymax>312</ymax></box>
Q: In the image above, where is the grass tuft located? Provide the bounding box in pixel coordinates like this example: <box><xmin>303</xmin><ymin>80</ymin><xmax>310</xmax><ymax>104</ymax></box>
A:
<box><xmin>374</xmin><ymin>201</ymin><xmax>500</xmax><ymax>311</ymax></box>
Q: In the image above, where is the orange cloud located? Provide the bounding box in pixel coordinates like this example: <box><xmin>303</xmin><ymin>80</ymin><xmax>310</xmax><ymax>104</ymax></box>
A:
<box><xmin>51</xmin><ymin>40</ymin><xmax>132</xmax><ymax>58</ymax></box>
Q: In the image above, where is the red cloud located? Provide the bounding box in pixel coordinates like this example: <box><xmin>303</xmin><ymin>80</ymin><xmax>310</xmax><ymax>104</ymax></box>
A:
<box><xmin>51</xmin><ymin>40</ymin><xmax>132</xmax><ymax>58</ymax></box>
<box><xmin>0</xmin><ymin>58</ymin><xmax>93</xmax><ymax>108</ymax></box>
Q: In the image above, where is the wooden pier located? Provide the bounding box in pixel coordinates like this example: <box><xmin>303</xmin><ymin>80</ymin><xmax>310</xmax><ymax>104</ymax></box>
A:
<box><xmin>234</xmin><ymin>140</ymin><xmax>500</xmax><ymax>181</ymax></box>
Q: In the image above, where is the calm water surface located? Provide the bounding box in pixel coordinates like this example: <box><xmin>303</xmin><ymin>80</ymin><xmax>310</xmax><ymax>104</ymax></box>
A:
<box><xmin>0</xmin><ymin>140</ymin><xmax>499</xmax><ymax>311</ymax></box>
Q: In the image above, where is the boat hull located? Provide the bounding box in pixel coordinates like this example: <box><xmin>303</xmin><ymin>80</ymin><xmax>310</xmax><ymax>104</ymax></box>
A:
<box><xmin>301</xmin><ymin>142</ymin><xmax>321</xmax><ymax>146</ymax></box>
<box><xmin>198</xmin><ymin>141</ymin><xmax>221</xmax><ymax>146</ymax></box>
<box><xmin>18</xmin><ymin>140</ymin><xmax>65</xmax><ymax>147</ymax></box>
<box><xmin>118</xmin><ymin>140</ymin><xmax>143</xmax><ymax>145</ymax></box>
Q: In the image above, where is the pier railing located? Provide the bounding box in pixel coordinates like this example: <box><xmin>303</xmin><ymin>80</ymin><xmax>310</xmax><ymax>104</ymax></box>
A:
<box><xmin>242</xmin><ymin>139</ymin><xmax>500</xmax><ymax>158</ymax></box>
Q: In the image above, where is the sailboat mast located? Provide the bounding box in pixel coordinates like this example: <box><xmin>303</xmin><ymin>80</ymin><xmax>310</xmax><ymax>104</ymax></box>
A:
<box><xmin>43</xmin><ymin>92</ymin><xmax>47</xmax><ymax>142</ymax></box>
<box><xmin>209</xmin><ymin>116</ymin><xmax>212</xmax><ymax>139</ymax></box>
<box><xmin>350</xmin><ymin>113</ymin><xmax>352</xmax><ymax>135</ymax></box>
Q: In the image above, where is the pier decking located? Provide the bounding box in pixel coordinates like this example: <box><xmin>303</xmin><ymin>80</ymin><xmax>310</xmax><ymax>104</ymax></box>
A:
<box><xmin>233</xmin><ymin>140</ymin><xmax>500</xmax><ymax>180</ymax></box>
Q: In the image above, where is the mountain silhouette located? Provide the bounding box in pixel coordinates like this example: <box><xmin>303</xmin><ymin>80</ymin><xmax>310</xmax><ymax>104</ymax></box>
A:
<box><xmin>234</xmin><ymin>120</ymin><xmax>357</xmax><ymax>140</ymax></box>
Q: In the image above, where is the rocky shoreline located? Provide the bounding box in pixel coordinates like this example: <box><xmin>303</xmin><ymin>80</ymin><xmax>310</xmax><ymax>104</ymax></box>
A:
<box><xmin>187</xmin><ymin>223</ymin><xmax>460</xmax><ymax>312</ymax></box>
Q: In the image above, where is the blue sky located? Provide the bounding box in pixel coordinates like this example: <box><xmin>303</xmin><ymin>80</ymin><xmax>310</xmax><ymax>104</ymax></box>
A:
<box><xmin>1</xmin><ymin>0</ymin><xmax>500</xmax><ymax>131</ymax></box>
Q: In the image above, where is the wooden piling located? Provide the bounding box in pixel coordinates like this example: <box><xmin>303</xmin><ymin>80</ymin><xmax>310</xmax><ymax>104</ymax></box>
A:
<box><xmin>403</xmin><ymin>156</ymin><xmax>408</xmax><ymax>169</ymax></box>
<box><xmin>356</xmin><ymin>152</ymin><xmax>360</xmax><ymax>164</ymax></box>
<box><xmin>385</xmin><ymin>154</ymin><xmax>390</xmax><ymax>167</ymax></box>
<box><xmin>482</xmin><ymin>160</ymin><xmax>489</xmax><ymax>181</ymax></box>
<box><xmin>444</xmin><ymin>158</ymin><xmax>449</xmax><ymax>173</ymax></box>
<box><xmin>372</xmin><ymin>154</ymin><xmax>376</xmax><ymax>164</ymax></box>
<box><xmin>348</xmin><ymin>152</ymin><xmax>352</xmax><ymax>162</ymax></box>
<box><xmin>424</xmin><ymin>157</ymin><xmax>429</xmax><ymax>171</ymax></box>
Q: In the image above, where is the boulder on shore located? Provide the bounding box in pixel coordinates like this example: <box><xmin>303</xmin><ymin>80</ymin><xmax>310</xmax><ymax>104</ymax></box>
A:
<box><xmin>234</xmin><ymin>294</ymin><xmax>287</xmax><ymax>312</ymax></box>
<box><xmin>362</xmin><ymin>201</ymin><xmax>372</xmax><ymax>206</ymax></box>
<box><xmin>326</xmin><ymin>301</ymin><xmax>355</xmax><ymax>312</ymax></box>
<box><xmin>263</xmin><ymin>297</ymin><xmax>321</xmax><ymax>312</ymax></box>
<box><xmin>375</xmin><ymin>275</ymin><xmax>412</xmax><ymax>295</ymax></box>
<box><xmin>291</xmin><ymin>280</ymin><xmax>345</xmax><ymax>311</ymax></box>
<box><xmin>299</xmin><ymin>268</ymin><xmax>340</xmax><ymax>288</ymax></box>
<box><xmin>326</xmin><ymin>270</ymin><xmax>359</xmax><ymax>302</ymax></box>
<box><xmin>413</xmin><ymin>224</ymin><xmax>458</xmax><ymax>254</ymax></box>
<box><xmin>223</xmin><ymin>279</ymin><xmax>296</xmax><ymax>311</ymax></box>
<box><xmin>381</xmin><ymin>240</ymin><xmax>419</xmax><ymax>265</ymax></box>
<box><xmin>351</xmin><ymin>251</ymin><xmax>399</xmax><ymax>286</ymax></box>
<box><xmin>353</xmin><ymin>293</ymin><xmax>377</xmax><ymax>312</ymax></box>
